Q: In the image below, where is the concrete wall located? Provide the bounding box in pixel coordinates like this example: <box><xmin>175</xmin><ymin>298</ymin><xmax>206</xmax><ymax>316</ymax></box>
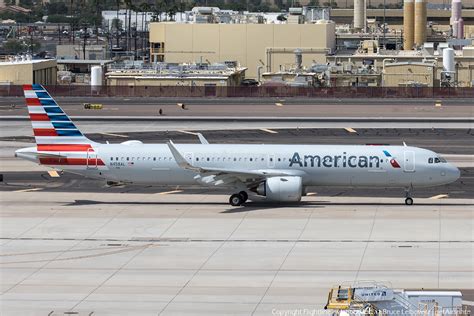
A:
<box><xmin>149</xmin><ymin>22</ymin><xmax>336</xmax><ymax>79</ymax></box>
<box><xmin>383</xmin><ymin>63</ymin><xmax>435</xmax><ymax>86</ymax></box>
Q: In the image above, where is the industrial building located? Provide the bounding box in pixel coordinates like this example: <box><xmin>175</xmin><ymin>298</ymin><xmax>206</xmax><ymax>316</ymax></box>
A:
<box><xmin>0</xmin><ymin>57</ymin><xmax>57</xmax><ymax>85</ymax></box>
<box><xmin>149</xmin><ymin>18</ymin><xmax>336</xmax><ymax>80</ymax></box>
<box><xmin>105</xmin><ymin>62</ymin><xmax>247</xmax><ymax>93</ymax></box>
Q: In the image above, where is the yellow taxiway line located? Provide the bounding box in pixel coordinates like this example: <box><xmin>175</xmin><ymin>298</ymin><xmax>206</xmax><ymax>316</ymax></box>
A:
<box><xmin>48</xmin><ymin>170</ymin><xmax>60</xmax><ymax>178</ymax></box>
<box><xmin>178</xmin><ymin>130</ymin><xmax>198</xmax><ymax>136</ymax></box>
<box><xmin>260</xmin><ymin>128</ymin><xmax>278</xmax><ymax>134</ymax></box>
<box><xmin>429</xmin><ymin>194</ymin><xmax>449</xmax><ymax>199</ymax></box>
<box><xmin>14</xmin><ymin>188</ymin><xmax>42</xmax><ymax>193</ymax></box>
<box><xmin>344</xmin><ymin>127</ymin><xmax>357</xmax><ymax>133</ymax></box>
<box><xmin>158</xmin><ymin>190</ymin><xmax>184</xmax><ymax>195</ymax></box>
<box><xmin>100</xmin><ymin>132</ymin><xmax>129</xmax><ymax>138</ymax></box>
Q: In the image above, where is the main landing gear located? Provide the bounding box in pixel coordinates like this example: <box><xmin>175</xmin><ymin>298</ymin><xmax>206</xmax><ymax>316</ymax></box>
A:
<box><xmin>404</xmin><ymin>187</ymin><xmax>414</xmax><ymax>205</ymax></box>
<box><xmin>229</xmin><ymin>191</ymin><xmax>248</xmax><ymax>206</ymax></box>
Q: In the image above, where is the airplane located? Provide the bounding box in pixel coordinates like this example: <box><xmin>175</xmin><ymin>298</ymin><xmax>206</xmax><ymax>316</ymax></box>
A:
<box><xmin>15</xmin><ymin>84</ymin><xmax>460</xmax><ymax>206</ymax></box>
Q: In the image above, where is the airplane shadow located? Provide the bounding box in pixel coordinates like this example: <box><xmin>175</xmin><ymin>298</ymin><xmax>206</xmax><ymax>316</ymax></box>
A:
<box><xmin>64</xmin><ymin>199</ymin><xmax>473</xmax><ymax>212</ymax></box>
<box><xmin>65</xmin><ymin>199</ymin><xmax>228</xmax><ymax>206</ymax></box>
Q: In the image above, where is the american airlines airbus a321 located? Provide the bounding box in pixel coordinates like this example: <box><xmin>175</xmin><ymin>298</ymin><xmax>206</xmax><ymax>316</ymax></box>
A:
<box><xmin>15</xmin><ymin>84</ymin><xmax>460</xmax><ymax>206</ymax></box>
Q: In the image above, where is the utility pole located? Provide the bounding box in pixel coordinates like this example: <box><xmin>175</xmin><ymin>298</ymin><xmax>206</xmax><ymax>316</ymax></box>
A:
<box><xmin>383</xmin><ymin>0</ymin><xmax>386</xmax><ymax>48</ymax></box>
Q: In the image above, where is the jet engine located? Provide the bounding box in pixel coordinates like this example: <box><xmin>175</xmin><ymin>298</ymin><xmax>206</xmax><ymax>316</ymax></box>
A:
<box><xmin>252</xmin><ymin>176</ymin><xmax>303</xmax><ymax>202</ymax></box>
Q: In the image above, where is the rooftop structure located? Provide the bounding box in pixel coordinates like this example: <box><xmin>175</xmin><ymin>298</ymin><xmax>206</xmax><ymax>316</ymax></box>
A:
<box><xmin>0</xmin><ymin>57</ymin><xmax>56</xmax><ymax>85</ymax></box>
<box><xmin>105</xmin><ymin>62</ymin><xmax>247</xmax><ymax>90</ymax></box>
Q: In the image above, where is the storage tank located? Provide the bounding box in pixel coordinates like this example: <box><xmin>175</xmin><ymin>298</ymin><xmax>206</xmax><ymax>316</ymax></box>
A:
<box><xmin>414</xmin><ymin>0</ymin><xmax>427</xmax><ymax>47</ymax></box>
<box><xmin>403</xmin><ymin>0</ymin><xmax>415</xmax><ymax>50</ymax></box>
<box><xmin>457</xmin><ymin>18</ymin><xmax>464</xmax><ymax>39</ymax></box>
<box><xmin>443</xmin><ymin>48</ymin><xmax>455</xmax><ymax>73</ymax></box>
<box><xmin>451</xmin><ymin>0</ymin><xmax>462</xmax><ymax>25</ymax></box>
<box><xmin>452</xmin><ymin>20</ymin><xmax>459</xmax><ymax>38</ymax></box>
<box><xmin>354</xmin><ymin>0</ymin><xmax>365</xmax><ymax>31</ymax></box>
<box><xmin>90</xmin><ymin>66</ymin><xmax>102</xmax><ymax>87</ymax></box>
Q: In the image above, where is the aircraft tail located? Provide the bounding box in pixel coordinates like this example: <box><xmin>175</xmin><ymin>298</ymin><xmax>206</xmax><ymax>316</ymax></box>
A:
<box><xmin>20</xmin><ymin>84</ymin><xmax>103</xmax><ymax>168</ymax></box>
<box><xmin>23</xmin><ymin>84</ymin><xmax>95</xmax><ymax>150</ymax></box>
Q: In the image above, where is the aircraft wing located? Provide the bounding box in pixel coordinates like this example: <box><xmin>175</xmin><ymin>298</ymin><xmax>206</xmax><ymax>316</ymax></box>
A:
<box><xmin>166</xmin><ymin>140</ymin><xmax>301</xmax><ymax>186</ymax></box>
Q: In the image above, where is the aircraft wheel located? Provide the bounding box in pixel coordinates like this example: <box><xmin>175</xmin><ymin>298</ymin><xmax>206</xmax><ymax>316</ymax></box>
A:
<box><xmin>405</xmin><ymin>197</ymin><xmax>414</xmax><ymax>205</ymax></box>
<box><xmin>239</xmin><ymin>191</ymin><xmax>248</xmax><ymax>202</ymax></box>
<box><xmin>229</xmin><ymin>193</ymin><xmax>244</xmax><ymax>206</ymax></box>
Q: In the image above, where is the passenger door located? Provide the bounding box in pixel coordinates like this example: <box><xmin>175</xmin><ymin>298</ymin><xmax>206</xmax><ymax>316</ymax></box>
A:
<box><xmin>86</xmin><ymin>148</ymin><xmax>98</xmax><ymax>169</ymax></box>
<box><xmin>403</xmin><ymin>151</ymin><xmax>415</xmax><ymax>173</ymax></box>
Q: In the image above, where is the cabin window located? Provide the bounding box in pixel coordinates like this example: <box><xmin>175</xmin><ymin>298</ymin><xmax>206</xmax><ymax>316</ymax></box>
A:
<box><xmin>250</xmin><ymin>158</ymin><xmax>253</xmax><ymax>162</ymax></box>
<box><xmin>207</xmin><ymin>157</ymin><xmax>210</xmax><ymax>161</ymax></box>
<box><xmin>153</xmin><ymin>157</ymin><xmax>156</xmax><ymax>161</ymax></box>
<box><xmin>278</xmin><ymin>158</ymin><xmax>281</xmax><ymax>162</ymax></box>
<box><xmin>196</xmin><ymin>157</ymin><xmax>199</xmax><ymax>161</ymax></box>
<box><xmin>110</xmin><ymin>157</ymin><xmax>113</xmax><ymax>161</ymax></box>
<box><xmin>270</xmin><ymin>158</ymin><xmax>273</xmax><ymax>162</ymax></box>
<box><xmin>234</xmin><ymin>158</ymin><xmax>237</xmax><ymax>161</ymax></box>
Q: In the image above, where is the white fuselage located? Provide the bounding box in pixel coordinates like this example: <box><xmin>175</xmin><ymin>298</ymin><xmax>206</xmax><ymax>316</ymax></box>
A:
<box><xmin>38</xmin><ymin>143</ymin><xmax>459</xmax><ymax>189</ymax></box>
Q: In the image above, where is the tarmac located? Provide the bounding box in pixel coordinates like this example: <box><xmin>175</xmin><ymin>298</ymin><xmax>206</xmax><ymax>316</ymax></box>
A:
<box><xmin>0</xmin><ymin>116</ymin><xmax>473</xmax><ymax>315</ymax></box>
<box><xmin>1</xmin><ymin>191</ymin><xmax>473</xmax><ymax>316</ymax></box>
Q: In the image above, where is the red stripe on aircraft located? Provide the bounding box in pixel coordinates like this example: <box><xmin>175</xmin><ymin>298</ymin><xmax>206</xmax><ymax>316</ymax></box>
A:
<box><xmin>33</xmin><ymin>129</ymin><xmax>58</xmax><ymax>136</ymax></box>
<box><xmin>23</xmin><ymin>84</ymin><xmax>33</xmax><ymax>90</ymax></box>
<box><xmin>39</xmin><ymin>157</ymin><xmax>104</xmax><ymax>166</ymax></box>
<box><xmin>26</xmin><ymin>98</ymin><xmax>41</xmax><ymax>106</ymax></box>
<box><xmin>37</xmin><ymin>144</ymin><xmax>93</xmax><ymax>152</ymax></box>
<box><xmin>30</xmin><ymin>114</ymin><xmax>50</xmax><ymax>121</ymax></box>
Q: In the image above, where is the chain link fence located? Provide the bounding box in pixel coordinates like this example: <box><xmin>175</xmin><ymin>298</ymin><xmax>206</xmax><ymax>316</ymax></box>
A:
<box><xmin>1</xmin><ymin>85</ymin><xmax>474</xmax><ymax>98</ymax></box>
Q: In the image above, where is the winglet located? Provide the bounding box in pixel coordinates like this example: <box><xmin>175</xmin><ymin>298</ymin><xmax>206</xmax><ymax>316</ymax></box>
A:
<box><xmin>166</xmin><ymin>140</ymin><xmax>200</xmax><ymax>171</ymax></box>
<box><xmin>196</xmin><ymin>133</ymin><xmax>209</xmax><ymax>144</ymax></box>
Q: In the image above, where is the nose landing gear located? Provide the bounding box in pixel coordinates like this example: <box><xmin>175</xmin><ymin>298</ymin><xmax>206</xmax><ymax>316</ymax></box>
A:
<box><xmin>404</xmin><ymin>186</ymin><xmax>414</xmax><ymax>205</ymax></box>
<box><xmin>229</xmin><ymin>191</ymin><xmax>248</xmax><ymax>206</ymax></box>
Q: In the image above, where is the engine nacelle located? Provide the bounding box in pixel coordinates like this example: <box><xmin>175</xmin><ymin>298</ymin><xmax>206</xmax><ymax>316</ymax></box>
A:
<box><xmin>254</xmin><ymin>176</ymin><xmax>303</xmax><ymax>202</ymax></box>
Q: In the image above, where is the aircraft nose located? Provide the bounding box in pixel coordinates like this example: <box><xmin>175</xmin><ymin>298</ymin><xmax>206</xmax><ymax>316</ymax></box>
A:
<box><xmin>451</xmin><ymin>165</ymin><xmax>461</xmax><ymax>181</ymax></box>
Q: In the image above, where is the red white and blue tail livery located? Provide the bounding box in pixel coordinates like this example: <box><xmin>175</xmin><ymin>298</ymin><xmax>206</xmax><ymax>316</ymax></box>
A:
<box><xmin>16</xmin><ymin>85</ymin><xmax>460</xmax><ymax>206</ymax></box>
<box><xmin>17</xmin><ymin>84</ymin><xmax>105</xmax><ymax>169</ymax></box>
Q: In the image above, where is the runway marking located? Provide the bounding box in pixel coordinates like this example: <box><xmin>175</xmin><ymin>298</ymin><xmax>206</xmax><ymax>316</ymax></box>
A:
<box><xmin>158</xmin><ymin>190</ymin><xmax>184</xmax><ymax>195</ymax></box>
<box><xmin>344</xmin><ymin>127</ymin><xmax>357</xmax><ymax>133</ymax></box>
<box><xmin>14</xmin><ymin>188</ymin><xmax>42</xmax><ymax>193</ymax></box>
<box><xmin>47</xmin><ymin>170</ymin><xmax>60</xmax><ymax>178</ymax></box>
<box><xmin>178</xmin><ymin>130</ymin><xmax>198</xmax><ymax>136</ymax></box>
<box><xmin>260</xmin><ymin>128</ymin><xmax>278</xmax><ymax>134</ymax></box>
<box><xmin>275</xmin><ymin>102</ymin><xmax>284</xmax><ymax>107</ymax></box>
<box><xmin>100</xmin><ymin>132</ymin><xmax>129</xmax><ymax>138</ymax></box>
<box><xmin>430</xmin><ymin>194</ymin><xmax>449</xmax><ymax>199</ymax></box>
<box><xmin>435</xmin><ymin>100</ymin><xmax>442</xmax><ymax>107</ymax></box>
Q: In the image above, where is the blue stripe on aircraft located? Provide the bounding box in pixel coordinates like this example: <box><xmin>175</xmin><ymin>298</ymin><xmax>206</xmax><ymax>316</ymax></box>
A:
<box><xmin>383</xmin><ymin>150</ymin><xmax>391</xmax><ymax>157</ymax></box>
<box><xmin>48</xmin><ymin>114</ymin><xmax>70</xmax><ymax>121</ymax></box>
<box><xmin>35</xmin><ymin>92</ymin><xmax>50</xmax><ymax>98</ymax></box>
<box><xmin>44</xmin><ymin>107</ymin><xmax>63</xmax><ymax>114</ymax></box>
<box><xmin>32</xmin><ymin>84</ymin><xmax>44</xmax><ymax>90</ymax></box>
<box><xmin>57</xmin><ymin>130</ymin><xmax>82</xmax><ymax>136</ymax></box>
<box><xmin>52</xmin><ymin>122</ymin><xmax>76</xmax><ymax>129</ymax></box>
<box><xmin>39</xmin><ymin>99</ymin><xmax>56</xmax><ymax>106</ymax></box>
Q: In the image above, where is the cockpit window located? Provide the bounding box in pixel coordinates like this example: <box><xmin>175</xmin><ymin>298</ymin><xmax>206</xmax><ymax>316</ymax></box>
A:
<box><xmin>439</xmin><ymin>157</ymin><xmax>447</xmax><ymax>163</ymax></box>
<box><xmin>428</xmin><ymin>158</ymin><xmax>433</xmax><ymax>164</ymax></box>
<box><xmin>434</xmin><ymin>157</ymin><xmax>441</xmax><ymax>163</ymax></box>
